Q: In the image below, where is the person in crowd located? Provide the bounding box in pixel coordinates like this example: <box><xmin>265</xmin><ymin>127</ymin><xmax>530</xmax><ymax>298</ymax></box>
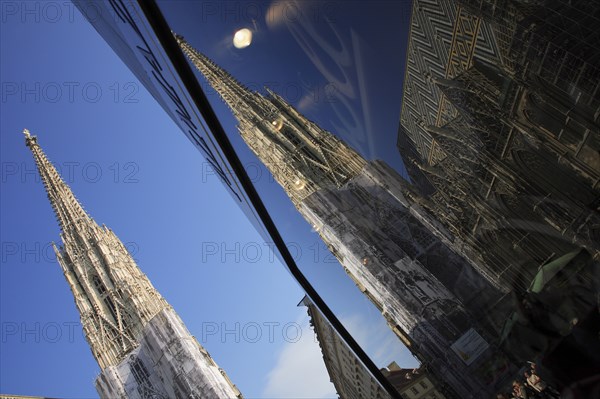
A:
<box><xmin>526</xmin><ymin>370</ymin><xmax>547</xmax><ymax>393</ymax></box>
<box><xmin>512</xmin><ymin>380</ymin><xmax>529</xmax><ymax>399</ymax></box>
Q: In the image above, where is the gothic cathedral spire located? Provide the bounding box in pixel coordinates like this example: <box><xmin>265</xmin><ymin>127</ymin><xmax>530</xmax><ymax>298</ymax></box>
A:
<box><xmin>175</xmin><ymin>34</ymin><xmax>366</xmax><ymax>206</ymax></box>
<box><xmin>25</xmin><ymin>129</ymin><xmax>241</xmax><ymax>398</ymax></box>
<box><xmin>25</xmin><ymin>128</ymin><xmax>168</xmax><ymax>369</ymax></box>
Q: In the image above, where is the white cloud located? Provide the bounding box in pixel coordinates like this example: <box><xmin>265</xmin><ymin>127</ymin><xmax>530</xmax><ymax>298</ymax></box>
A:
<box><xmin>262</xmin><ymin>309</ymin><xmax>418</xmax><ymax>398</ymax></box>
<box><xmin>340</xmin><ymin>312</ymin><xmax>419</xmax><ymax>369</ymax></box>
<box><xmin>262</xmin><ymin>313</ymin><xmax>337</xmax><ymax>398</ymax></box>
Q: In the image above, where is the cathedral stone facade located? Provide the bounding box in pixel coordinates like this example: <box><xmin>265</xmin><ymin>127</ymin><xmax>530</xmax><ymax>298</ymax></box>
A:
<box><xmin>177</xmin><ymin>35</ymin><xmax>516</xmax><ymax>397</ymax></box>
<box><xmin>398</xmin><ymin>0</ymin><xmax>599</xmax><ymax>294</ymax></box>
<box><xmin>397</xmin><ymin>0</ymin><xmax>600</xmax><ymax>388</ymax></box>
<box><xmin>25</xmin><ymin>129</ymin><xmax>242</xmax><ymax>399</ymax></box>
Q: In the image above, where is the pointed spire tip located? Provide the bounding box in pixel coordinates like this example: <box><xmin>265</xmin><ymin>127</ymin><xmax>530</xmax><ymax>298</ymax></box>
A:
<box><xmin>23</xmin><ymin>128</ymin><xmax>31</xmax><ymax>138</ymax></box>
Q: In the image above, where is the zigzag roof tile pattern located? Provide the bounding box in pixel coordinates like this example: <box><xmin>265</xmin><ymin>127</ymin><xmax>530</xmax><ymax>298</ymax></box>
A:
<box><xmin>400</xmin><ymin>0</ymin><xmax>501</xmax><ymax>165</ymax></box>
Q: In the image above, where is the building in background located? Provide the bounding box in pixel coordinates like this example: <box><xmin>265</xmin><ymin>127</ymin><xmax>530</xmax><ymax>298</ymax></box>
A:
<box><xmin>177</xmin><ymin>36</ymin><xmax>515</xmax><ymax>397</ymax></box>
<box><xmin>301</xmin><ymin>296</ymin><xmax>392</xmax><ymax>399</ymax></box>
<box><xmin>23</xmin><ymin>129</ymin><xmax>242</xmax><ymax>399</ymax></box>
<box><xmin>382</xmin><ymin>362</ymin><xmax>445</xmax><ymax>399</ymax></box>
<box><xmin>302</xmin><ymin>296</ymin><xmax>446</xmax><ymax>399</ymax></box>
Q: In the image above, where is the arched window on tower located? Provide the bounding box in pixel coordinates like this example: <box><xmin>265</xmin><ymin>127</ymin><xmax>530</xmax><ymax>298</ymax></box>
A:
<box><xmin>104</xmin><ymin>296</ymin><xmax>118</xmax><ymax>323</ymax></box>
<box><xmin>92</xmin><ymin>275</ymin><xmax>107</xmax><ymax>296</ymax></box>
<box><xmin>280</xmin><ymin>126</ymin><xmax>302</xmax><ymax>147</ymax></box>
<box><xmin>92</xmin><ymin>275</ymin><xmax>121</xmax><ymax>325</ymax></box>
<box><xmin>130</xmin><ymin>357</ymin><xmax>152</xmax><ymax>387</ymax></box>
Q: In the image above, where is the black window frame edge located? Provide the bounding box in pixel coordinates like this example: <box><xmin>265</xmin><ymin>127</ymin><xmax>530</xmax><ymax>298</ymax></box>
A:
<box><xmin>136</xmin><ymin>1</ymin><xmax>403</xmax><ymax>397</ymax></box>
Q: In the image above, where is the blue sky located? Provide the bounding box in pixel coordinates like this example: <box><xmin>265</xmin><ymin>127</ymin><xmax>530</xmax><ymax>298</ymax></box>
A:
<box><xmin>1</xmin><ymin>1</ymin><xmax>417</xmax><ymax>397</ymax></box>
